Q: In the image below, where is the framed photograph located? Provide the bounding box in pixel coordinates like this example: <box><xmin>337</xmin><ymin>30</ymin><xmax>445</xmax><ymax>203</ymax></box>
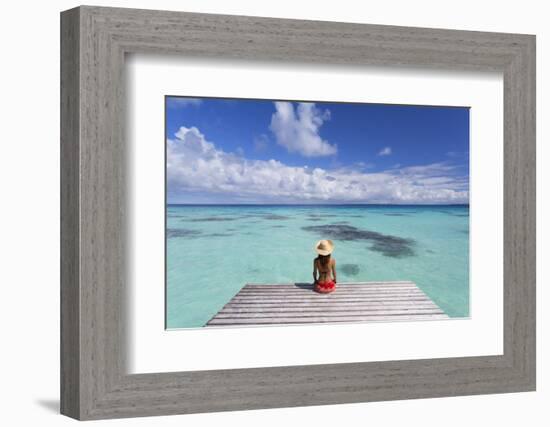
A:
<box><xmin>164</xmin><ymin>96</ymin><xmax>469</xmax><ymax>330</ymax></box>
<box><xmin>60</xmin><ymin>5</ymin><xmax>536</xmax><ymax>420</ymax></box>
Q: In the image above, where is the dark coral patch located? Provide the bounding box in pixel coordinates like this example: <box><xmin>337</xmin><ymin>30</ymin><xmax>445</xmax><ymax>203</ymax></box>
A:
<box><xmin>302</xmin><ymin>223</ymin><xmax>415</xmax><ymax>258</ymax></box>
<box><xmin>437</xmin><ymin>210</ymin><xmax>469</xmax><ymax>217</ymax></box>
<box><xmin>369</xmin><ymin>240</ymin><xmax>415</xmax><ymax>258</ymax></box>
<box><xmin>263</xmin><ymin>214</ymin><xmax>290</xmax><ymax>220</ymax></box>
<box><xmin>167</xmin><ymin>229</ymin><xmax>234</xmax><ymax>238</ymax></box>
<box><xmin>242</xmin><ymin>213</ymin><xmax>290</xmax><ymax>220</ymax></box>
<box><xmin>307</xmin><ymin>213</ymin><xmax>337</xmax><ymax>218</ymax></box>
<box><xmin>340</xmin><ymin>264</ymin><xmax>360</xmax><ymax>276</ymax></box>
<box><xmin>188</xmin><ymin>216</ymin><xmax>240</xmax><ymax>222</ymax></box>
<box><xmin>167</xmin><ymin>228</ymin><xmax>202</xmax><ymax>238</ymax></box>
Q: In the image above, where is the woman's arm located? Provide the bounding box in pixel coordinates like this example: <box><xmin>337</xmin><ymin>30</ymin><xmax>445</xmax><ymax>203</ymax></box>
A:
<box><xmin>313</xmin><ymin>259</ymin><xmax>318</xmax><ymax>283</ymax></box>
<box><xmin>331</xmin><ymin>259</ymin><xmax>337</xmax><ymax>283</ymax></box>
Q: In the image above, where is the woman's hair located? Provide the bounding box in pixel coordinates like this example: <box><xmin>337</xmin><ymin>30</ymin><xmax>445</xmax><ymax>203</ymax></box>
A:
<box><xmin>317</xmin><ymin>253</ymin><xmax>331</xmax><ymax>267</ymax></box>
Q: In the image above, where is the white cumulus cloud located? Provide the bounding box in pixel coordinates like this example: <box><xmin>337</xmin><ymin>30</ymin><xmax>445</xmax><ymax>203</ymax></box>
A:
<box><xmin>167</xmin><ymin>126</ymin><xmax>468</xmax><ymax>204</ymax></box>
<box><xmin>269</xmin><ymin>102</ymin><xmax>337</xmax><ymax>157</ymax></box>
<box><xmin>378</xmin><ymin>146</ymin><xmax>392</xmax><ymax>156</ymax></box>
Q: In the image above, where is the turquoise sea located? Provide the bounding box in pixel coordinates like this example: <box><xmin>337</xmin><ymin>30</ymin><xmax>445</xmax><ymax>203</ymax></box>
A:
<box><xmin>166</xmin><ymin>204</ymin><xmax>469</xmax><ymax>329</ymax></box>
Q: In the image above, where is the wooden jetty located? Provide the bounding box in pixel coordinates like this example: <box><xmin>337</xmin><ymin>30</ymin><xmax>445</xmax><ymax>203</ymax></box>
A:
<box><xmin>206</xmin><ymin>281</ymin><xmax>449</xmax><ymax>327</ymax></box>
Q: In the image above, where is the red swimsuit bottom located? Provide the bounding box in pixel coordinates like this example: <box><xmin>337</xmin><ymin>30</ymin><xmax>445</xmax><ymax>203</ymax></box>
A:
<box><xmin>314</xmin><ymin>280</ymin><xmax>336</xmax><ymax>294</ymax></box>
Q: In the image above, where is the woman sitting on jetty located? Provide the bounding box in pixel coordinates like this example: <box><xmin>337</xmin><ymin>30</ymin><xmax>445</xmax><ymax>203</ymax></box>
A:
<box><xmin>313</xmin><ymin>239</ymin><xmax>337</xmax><ymax>294</ymax></box>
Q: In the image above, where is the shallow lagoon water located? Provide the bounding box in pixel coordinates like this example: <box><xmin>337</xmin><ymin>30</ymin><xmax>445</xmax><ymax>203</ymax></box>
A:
<box><xmin>166</xmin><ymin>205</ymin><xmax>469</xmax><ymax>329</ymax></box>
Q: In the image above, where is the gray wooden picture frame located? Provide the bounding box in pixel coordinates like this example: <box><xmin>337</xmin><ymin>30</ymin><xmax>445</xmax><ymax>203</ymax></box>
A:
<box><xmin>60</xmin><ymin>5</ymin><xmax>536</xmax><ymax>421</ymax></box>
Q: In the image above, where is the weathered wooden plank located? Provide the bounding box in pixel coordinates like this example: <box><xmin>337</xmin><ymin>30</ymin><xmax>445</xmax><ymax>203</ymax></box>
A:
<box><xmin>242</xmin><ymin>282</ymin><xmax>418</xmax><ymax>292</ymax></box>
<box><xmin>247</xmin><ymin>284</ymin><xmax>417</xmax><ymax>288</ymax></box>
<box><xmin>222</xmin><ymin>301</ymin><xmax>444</xmax><ymax>311</ymax></box>
<box><xmin>243</xmin><ymin>282</ymin><xmax>416</xmax><ymax>286</ymax></box>
<box><xmin>229</xmin><ymin>297</ymin><xmax>432</xmax><ymax>303</ymax></box>
<box><xmin>243</xmin><ymin>286</ymin><xmax>422</xmax><ymax>290</ymax></box>
<box><xmin>219</xmin><ymin>306</ymin><xmax>443</xmax><ymax>314</ymax></box>
<box><xmin>222</xmin><ymin>297</ymin><xmax>442</xmax><ymax>307</ymax></box>
<box><xmin>236</xmin><ymin>291</ymin><xmax>427</xmax><ymax>297</ymax></box>
<box><xmin>235</xmin><ymin>290</ymin><xmax>426</xmax><ymax>295</ymax></box>
<box><xmin>215</xmin><ymin>309</ymin><xmax>445</xmax><ymax>318</ymax></box>
<box><xmin>207</xmin><ymin>313</ymin><xmax>450</xmax><ymax>325</ymax></box>
<box><xmin>243</xmin><ymin>283</ymin><xmax>416</xmax><ymax>288</ymax></box>
<box><xmin>216</xmin><ymin>306</ymin><xmax>444</xmax><ymax>315</ymax></box>
<box><xmin>231</xmin><ymin>295</ymin><xmax>428</xmax><ymax>301</ymax></box>
<box><xmin>239</xmin><ymin>286</ymin><xmax>423</xmax><ymax>296</ymax></box>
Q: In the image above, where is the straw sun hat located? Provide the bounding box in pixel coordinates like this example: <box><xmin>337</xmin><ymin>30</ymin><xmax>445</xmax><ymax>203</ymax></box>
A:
<box><xmin>315</xmin><ymin>239</ymin><xmax>334</xmax><ymax>256</ymax></box>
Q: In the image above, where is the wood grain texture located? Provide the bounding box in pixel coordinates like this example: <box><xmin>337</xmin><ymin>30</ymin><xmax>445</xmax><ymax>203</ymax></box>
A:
<box><xmin>60</xmin><ymin>7</ymin><xmax>80</xmax><ymax>419</ymax></box>
<box><xmin>206</xmin><ymin>282</ymin><xmax>448</xmax><ymax>326</ymax></box>
<box><xmin>60</xmin><ymin>5</ymin><xmax>536</xmax><ymax>420</ymax></box>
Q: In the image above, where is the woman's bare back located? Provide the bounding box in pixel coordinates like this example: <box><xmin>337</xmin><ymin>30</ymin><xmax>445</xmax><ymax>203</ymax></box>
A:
<box><xmin>314</xmin><ymin>257</ymin><xmax>336</xmax><ymax>283</ymax></box>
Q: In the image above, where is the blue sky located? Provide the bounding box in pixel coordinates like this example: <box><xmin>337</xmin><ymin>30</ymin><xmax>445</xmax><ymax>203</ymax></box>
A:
<box><xmin>166</xmin><ymin>96</ymin><xmax>469</xmax><ymax>204</ymax></box>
